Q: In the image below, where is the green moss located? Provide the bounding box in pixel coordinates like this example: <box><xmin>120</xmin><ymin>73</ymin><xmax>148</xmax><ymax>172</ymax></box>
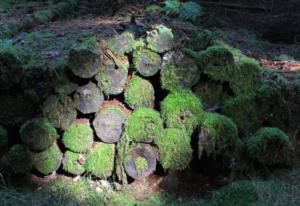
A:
<box><xmin>107</xmin><ymin>31</ymin><xmax>135</xmax><ymax>55</ymax></box>
<box><xmin>62</xmin><ymin>120</ymin><xmax>94</xmax><ymax>153</ymax></box>
<box><xmin>131</xmin><ymin>38</ymin><xmax>146</xmax><ymax>50</ymax></box>
<box><xmin>199</xmin><ymin>113</ymin><xmax>239</xmax><ymax>159</ymax></box>
<box><xmin>124</xmin><ymin>75</ymin><xmax>155</xmax><ymax>109</ymax></box>
<box><xmin>135</xmin><ymin>157</ymin><xmax>149</xmax><ymax>175</ymax></box>
<box><xmin>20</xmin><ymin>118</ymin><xmax>58</xmax><ymax>151</ymax></box>
<box><xmin>161</xmin><ymin>52</ymin><xmax>200</xmax><ymax>91</ymax></box>
<box><xmin>125</xmin><ymin>108</ymin><xmax>163</xmax><ymax>143</ymax></box>
<box><xmin>155</xmin><ymin>128</ymin><xmax>192</xmax><ymax>170</ymax></box>
<box><xmin>160</xmin><ymin>89</ymin><xmax>205</xmax><ymax>135</ymax></box>
<box><xmin>4</xmin><ymin>144</ymin><xmax>33</xmax><ymax>174</ymax></box>
<box><xmin>133</xmin><ymin>48</ymin><xmax>161</xmax><ymax>77</ymax></box>
<box><xmin>62</xmin><ymin>151</ymin><xmax>85</xmax><ymax>176</ymax></box>
<box><xmin>246</xmin><ymin>127</ymin><xmax>293</xmax><ymax>167</ymax></box>
<box><xmin>84</xmin><ymin>143</ymin><xmax>115</xmax><ymax>178</ymax></box>
<box><xmin>146</xmin><ymin>25</ymin><xmax>174</xmax><ymax>53</ymax></box>
<box><xmin>34</xmin><ymin>10</ymin><xmax>54</xmax><ymax>23</ymax></box>
<box><xmin>32</xmin><ymin>143</ymin><xmax>63</xmax><ymax>175</ymax></box>
<box><xmin>145</xmin><ymin>4</ymin><xmax>162</xmax><ymax>15</ymax></box>
<box><xmin>187</xmin><ymin>30</ymin><xmax>214</xmax><ymax>51</ymax></box>
<box><xmin>0</xmin><ymin>125</ymin><xmax>8</xmax><ymax>149</ymax></box>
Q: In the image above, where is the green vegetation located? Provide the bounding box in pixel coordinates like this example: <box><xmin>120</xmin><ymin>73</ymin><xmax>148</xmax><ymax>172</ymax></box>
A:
<box><xmin>156</xmin><ymin>128</ymin><xmax>192</xmax><ymax>170</ymax></box>
<box><xmin>32</xmin><ymin>143</ymin><xmax>63</xmax><ymax>175</ymax></box>
<box><xmin>20</xmin><ymin>118</ymin><xmax>58</xmax><ymax>151</ymax></box>
<box><xmin>107</xmin><ymin>31</ymin><xmax>135</xmax><ymax>55</ymax></box>
<box><xmin>198</xmin><ymin>113</ymin><xmax>239</xmax><ymax>159</ymax></box>
<box><xmin>163</xmin><ymin>0</ymin><xmax>202</xmax><ymax>21</ymax></box>
<box><xmin>246</xmin><ymin>127</ymin><xmax>293</xmax><ymax>167</ymax></box>
<box><xmin>62</xmin><ymin>120</ymin><xmax>94</xmax><ymax>153</ymax></box>
<box><xmin>0</xmin><ymin>125</ymin><xmax>8</xmax><ymax>149</ymax></box>
<box><xmin>135</xmin><ymin>157</ymin><xmax>149</xmax><ymax>175</ymax></box>
<box><xmin>62</xmin><ymin>151</ymin><xmax>85</xmax><ymax>176</ymax></box>
<box><xmin>133</xmin><ymin>48</ymin><xmax>161</xmax><ymax>77</ymax></box>
<box><xmin>146</xmin><ymin>25</ymin><xmax>174</xmax><ymax>53</ymax></box>
<box><xmin>124</xmin><ymin>75</ymin><xmax>155</xmax><ymax>109</ymax></box>
<box><xmin>84</xmin><ymin>143</ymin><xmax>115</xmax><ymax>178</ymax></box>
<box><xmin>125</xmin><ymin>108</ymin><xmax>163</xmax><ymax>143</ymax></box>
<box><xmin>3</xmin><ymin>144</ymin><xmax>33</xmax><ymax>174</ymax></box>
<box><xmin>160</xmin><ymin>89</ymin><xmax>205</xmax><ymax>135</ymax></box>
<box><xmin>186</xmin><ymin>30</ymin><xmax>214</xmax><ymax>51</ymax></box>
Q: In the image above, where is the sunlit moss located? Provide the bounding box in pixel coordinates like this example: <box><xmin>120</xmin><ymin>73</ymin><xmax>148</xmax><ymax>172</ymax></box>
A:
<box><xmin>146</xmin><ymin>25</ymin><xmax>174</xmax><ymax>53</ymax></box>
<box><xmin>62</xmin><ymin>119</ymin><xmax>94</xmax><ymax>153</ymax></box>
<box><xmin>124</xmin><ymin>75</ymin><xmax>155</xmax><ymax>109</ymax></box>
<box><xmin>135</xmin><ymin>157</ymin><xmax>149</xmax><ymax>175</ymax></box>
<box><xmin>32</xmin><ymin>143</ymin><xmax>63</xmax><ymax>175</ymax></box>
<box><xmin>62</xmin><ymin>151</ymin><xmax>85</xmax><ymax>176</ymax></box>
<box><xmin>246</xmin><ymin>127</ymin><xmax>293</xmax><ymax>167</ymax></box>
<box><xmin>3</xmin><ymin>144</ymin><xmax>33</xmax><ymax>174</ymax></box>
<box><xmin>84</xmin><ymin>143</ymin><xmax>115</xmax><ymax>178</ymax></box>
<box><xmin>198</xmin><ymin>113</ymin><xmax>239</xmax><ymax>159</ymax></box>
<box><xmin>125</xmin><ymin>108</ymin><xmax>163</xmax><ymax>143</ymax></box>
<box><xmin>20</xmin><ymin>118</ymin><xmax>58</xmax><ymax>151</ymax></box>
<box><xmin>155</xmin><ymin>128</ymin><xmax>192</xmax><ymax>170</ymax></box>
<box><xmin>160</xmin><ymin>89</ymin><xmax>205</xmax><ymax>135</ymax></box>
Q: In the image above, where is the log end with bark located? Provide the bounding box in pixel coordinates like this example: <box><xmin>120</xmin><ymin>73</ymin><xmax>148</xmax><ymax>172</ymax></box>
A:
<box><xmin>146</xmin><ymin>25</ymin><xmax>174</xmax><ymax>53</ymax></box>
<box><xmin>107</xmin><ymin>31</ymin><xmax>135</xmax><ymax>55</ymax></box>
<box><xmin>133</xmin><ymin>49</ymin><xmax>161</xmax><ymax>77</ymax></box>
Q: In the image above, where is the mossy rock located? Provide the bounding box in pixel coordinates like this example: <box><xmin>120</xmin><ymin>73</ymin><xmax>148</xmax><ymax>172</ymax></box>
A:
<box><xmin>75</xmin><ymin>82</ymin><xmax>104</xmax><ymax>114</ymax></box>
<box><xmin>69</xmin><ymin>37</ymin><xmax>103</xmax><ymax>78</ymax></box>
<box><xmin>95</xmin><ymin>56</ymin><xmax>128</xmax><ymax>95</ymax></box>
<box><xmin>124</xmin><ymin>75</ymin><xmax>155</xmax><ymax>109</ymax></box>
<box><xmin>161</xmin><ymin>89</ymin><xmax>205</xmax><ymax>135</ymax></box>
<box><xmin>161</xmin><ymin>51</ymin><xmax>200</xmax><ymax>91</ymax></box>
<box><xmin>62</xmin><ymin>151</ymin><xmax>86</xmax><ymax>176</ymax></box>
<box><xmin>123</xmin><ymin>144</ymin><xmax>157</xmax><ymax>179</ymax></box>
<box><xmin>93</xmin><ymin>101</ymin><xmax>128</xmax><ymax>143</ymax></box>
<box><xmin>125</xmin><ymin>108</ymin><xmax>163</xmax><ymax>143</ymax></box>
<box><xmin>107</xmin><ymin>32</ymin><xmax>135</xmax><ymax>55</ymax></box>
<box><xmin>42</xmin><ymin>95</ymin><xmax>77</xmax><ymax>130</ymax></box>
<box><xmin>133</xmin><ymin>49</ymin><xmax>161</xmax><ymax>77</ymax></box>
<box><xmin>193</xmin><ymin>79</ymin><xmax>229</xmax><ymax>108</ymax></box>
<box><xmin>146</xmin><ymin>25</ymin><xmax>174</xmax><ymax>53</ymax></box>
<box><xmin>63</xmin><ymin>119</ymin><xmax>94</xmax><ymax>153</ymax></box>
<box><xmin>0</xmin><ymin>93</ymin><xmax>37</xmax><ymax>127</ymax></box>
<box><xmin>3</xmin><ymin>144</ymin><xmax>33</xmax><ymax>174</ymax></box>
<box><xmin>156</xmin><ymin>128</ymin><xmax>192</xmax><ymax>171</ymax></box>
<box><xmin>84</xmin><ymin>143</ymin><xmax>115</xmax><ymax>178</ymax></box>
<box><xmin>32</xmin><ymin>143</ymin><xmax>63</xmax><ymax>175</ymax></box>
<box><xmin>186</xmin><ymin>30</ymin><xmax>214</xmax><ymax>51</ymax></box>
<box><xmin>198</xmin><ymin>113</ymin><xmax>239</xmax><ymax>159</ymax></box>
<box><xmin>0</xmin><ymin>125</ymin><xmax>8</xmax><ymax>150</ymax></box>
<box><xmin>20</xmin><ymin>118</ymin><xmax>58</xmax><ymax>151</ymax></box>
<box><xmin>246</xmin><ymin>127</ymin><xmax>293</xmax><ymax>167</ymax></box>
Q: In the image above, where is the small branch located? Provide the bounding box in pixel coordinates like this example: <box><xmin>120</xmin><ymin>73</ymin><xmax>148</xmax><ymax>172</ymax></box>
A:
<box><xmin>200</xmin><ymin>1</ymin><xmax>271</xmax><ymax>12</ymax></box>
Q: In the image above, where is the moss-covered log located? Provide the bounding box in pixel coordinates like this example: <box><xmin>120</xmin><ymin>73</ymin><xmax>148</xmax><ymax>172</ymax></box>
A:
<box><xmin>32</xmin><ymin>143</ymin><xmax>63</xmax><ymax>175</ymax></box>
<box><xmin>69</xmin><ymin>37</ymin><xmax>103</xmax><ymax>78</ymax></box>
<box><xmin>62</xmin><ymin>151</ymin><xmax>86</xmax><ymax>176</ymax></box>
<box><xmin>107</xmin><ymin>31</ymin><xmax>135</xmax><ymax>55</ymax></box>
<box><xmin>84</xmin><ymin>143</ymin><xmax>115</xmax><ymax>178</ymax></box>
<box><xmin>62</xmin><ymin>119</ymin><xmax>94</xmax><ymax>153</ymax></box>
<box><xmin>133</xmin><ymin>49</ymin><xmax>161</xmax><ymax>77</ymax></box>
<box><xmin>161</xmin><ymin>51</ymin><xmax>200</xmax><ymax>91</ymax></box>
<box><xmin>123</xmin><ymin>144</ymin><xmax>157</xmax><ymax>179</ymax></box>
<box><xmin>146</xmin><ymin>25</ymin><xmax>174</xmax><ymax>53</ymax></box>
<box><xmin>124</xmin><ymin>75</ymin><xmax>155</xmax><ymax>109</ymax></box>
<box><xmin>75</xmin><ymin>82</ymin><xmax>104</xmax><ymax>114</ymax></box>
<box><xmin>53</xmin><ymin>73</ymin><xmax>78</xmax><ymax>98</ymax></box>
<box><xmin>42</xmin><ymin>95</ymin><xmax>77</xmax><ymax>130</ymax></box>
<box><xmin>20</xmin><ymin>118</ymin><xmax>58</xmax><ymax>151</ymax></box>
<box><xmin>93</xmin><ymin>100</ymin><xmax>129</xmax><ymax>143</ymax></box>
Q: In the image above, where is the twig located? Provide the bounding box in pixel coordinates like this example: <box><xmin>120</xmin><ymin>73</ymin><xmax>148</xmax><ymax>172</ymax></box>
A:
<box><xmin>200</xmin><ymin>1</ymin><xmax>271</xmax><ymax>12</ymax></box>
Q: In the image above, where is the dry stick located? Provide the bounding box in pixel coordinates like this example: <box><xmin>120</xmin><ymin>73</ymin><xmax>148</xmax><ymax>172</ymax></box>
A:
<box><xmin>200</xmin><ymin>1</ymin><xmax>271</xmax><ymax>12</ymax></box>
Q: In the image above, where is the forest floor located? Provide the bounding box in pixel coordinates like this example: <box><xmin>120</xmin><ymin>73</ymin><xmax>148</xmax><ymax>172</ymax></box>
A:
<box><xmin>1</xmin><ymin>1</ymin><xmax>300</xmax><ymax>205</ymax></box>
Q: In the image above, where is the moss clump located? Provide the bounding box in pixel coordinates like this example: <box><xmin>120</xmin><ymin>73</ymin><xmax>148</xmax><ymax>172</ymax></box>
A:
<box><xmin>4</xmin><ymin>144</ymin><xmax>33</xmax><ymax>174</ymax></box>
<box><xmin>62</xmin><ymin>119</ymin><xmax>94</xmax><ymax>153</ymax></box>
<box><xmin>62</xmin><ymin>151</ymin><xmax>85</xmax><ymax>176</ymax></box>
<box><xmin>84</xmin><ymin>143</ymin><xmax>115</xmax><ymax>178</ymax></box>
<box><xmin>32</xmin><ymin>143</ymin><xmax>63</xmax><ymax>175</ymax></box>
<box><xmin>125</xmin><ymin>108</ymin><xmax>163</xmax><ymax>143</ymax></box>
<box><xmin>20</xmin><ymin>118</ymin><xmax>58</xmax><ymax>151</ymax></box>
<box><xmin>246</xmin><ymin>127</ymin><xmax>293</xmax><ymax>167</ymax></box>
<box><xmin>155</xmin><ymin>128</ymin><xmax>192</xmax><ymax>170</ymax></box>
<box><xmin>135</xmin><ymin>157</ymin><xmax>149</xmax><ymax>175</ymax></box>
<box><xmin>69</xmin><ymin>37</ymin><xmax>102</xmax><ymax>78</ymax></box>
<box><xmin>0</xmin><ymin>125</ymin><xmax>8</xmax><ymax>149</ymax></box>
<box><xmin>160</xmin><ymin>89</ymin><xmax>205</xmax><ymax>135</ymax></box>
<box><xmin>42</xmin><ymin>95</ymin><xmax>77</xmax><ymax>130</ymax></box>
<box><xmin>198</xmin><ymin>113</ymin><xmax>239</xmax><ymax>159</ymax></box>
<box><xmin>133</xmin><ymin>49</ymin><xmax>161</xmax><ymax>77</ymax></box>
<box><xmin>186</xmin><ymin>30</ymin><xmax>214</xmax><ymax>51</ymax></box>
<box><xmin>161</xmin><ymin>51</ymin><xmax>200</xmax><ymax>91</ymax></box>
<box><xmin>146</xmin><ymin>25</ymin><xmax>174</xmax><ymax>53</ymax></box>
<box><xmin>124</xmin><ymin>75</ymin><xmax>155</xmax><ymax>109</ymax></box>
<box><xmin>193</xmin><ymin>80</ymin><xmax>229</xmax><ymax>108</ymax></box>
<box><xmin>107</xmin><ymin>32</ymin><xmax>135</xmax><ymax>55</ymax></box>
